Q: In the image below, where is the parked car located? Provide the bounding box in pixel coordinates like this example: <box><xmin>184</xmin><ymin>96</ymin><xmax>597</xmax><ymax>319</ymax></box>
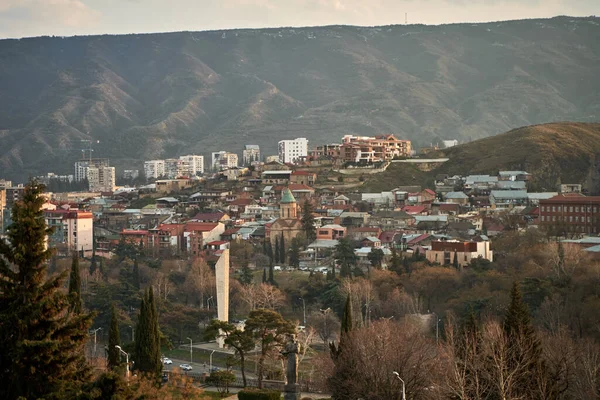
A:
<box><xmin>163</xmin><ymin>358</ymin><xmax>173</xmax><ymax>365</ymax></box>
<box><xmin>273</xmin><ymin>265</ymin><xmax>283</xmax><ymax>271</ymax></box>
<box><xmin>179</xmin><ymin>364</ymin><xmax>193</xmax><ymax>371</ymax></box>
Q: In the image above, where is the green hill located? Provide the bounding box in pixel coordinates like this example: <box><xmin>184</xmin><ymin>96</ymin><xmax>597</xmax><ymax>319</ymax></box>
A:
<box><xmin>1</xmin><ymin>16</ymin><xmax>600</xmax><ymax>180</ymax></box>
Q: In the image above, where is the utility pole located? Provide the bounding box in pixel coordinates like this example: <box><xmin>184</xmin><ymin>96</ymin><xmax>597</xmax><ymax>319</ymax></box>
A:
<box><xmin>116</xmin><ymin>345</ymin><xmax>130</xmax><ymax>380</ymax></box>
<box><xmin>393</xmin><ymin>371</ymin><xmax>406</xmax><ymax>400</ymax></box>
<box><xmin>210</xmin><ymin>349</ymin><xmax>216</xmax><ymax>373</ymax></box>
<box><xmin>90</xmin><ymin>327</ymin><xmax>102</xmax><ymax>358</ymax></box>
<box><xmin>187</xmin><ymin>337</ymin><xmax>193</xmax><ymax>364</ymax></box>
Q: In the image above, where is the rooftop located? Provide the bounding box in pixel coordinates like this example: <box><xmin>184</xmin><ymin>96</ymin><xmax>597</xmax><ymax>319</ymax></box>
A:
<box><xmin>280</xmin><ymin>188</ymin><xmax>297</xmax><ymax>204</ymax></box>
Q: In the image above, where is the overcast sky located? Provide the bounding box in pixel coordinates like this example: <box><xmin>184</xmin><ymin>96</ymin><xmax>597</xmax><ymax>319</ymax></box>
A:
<box><xmin>0</xmin><ymin>0</ymin><xmax>598</xmax><ymax>39</ymax></box>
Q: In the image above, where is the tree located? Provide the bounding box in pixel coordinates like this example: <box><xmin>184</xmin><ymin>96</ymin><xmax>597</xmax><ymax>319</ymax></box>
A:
<box><xmin>274</xmin><ymin>236</ymin><xmax>280</xmax><ymax>264</ymax></box>
<box><xmin>239</xmin><ymin>263</ymin><xmax>254</xmax><ymax>285</ymax></box>
<box><xmin>0</xmin><ymin>181</ymin><xmax>94</xmax><ymax>399</ymax></box>
<box><xmin>207</xmin><ymin>370</ymin><xmax>236</xmax><ymax>395</ymax></box>
<box><xmin>367</xmin><ymin>248</ymin><xmax>385</xmax><ymax>271</ymax></box>
<box><xmin>69</xmin><ymin>251</ymin><xmax>83</xmax><ymax>314</ymax></box>
<box><xmin>288</xmin><ymin>237</ymin><xmax>301</xmax><ymax>269</ymax></box>
<box><xmin>389</xmin><ymin>247</ymin><xmax>403</xmax><ymax>274</ymax></box>
<box><xmin>132</xmin><ymin>258</ymin><xmax>141</xmax><ymax>290</ymax></box>
<box><xmin>279</xmin><ymin>234</ymin><xmax>286</xmax><ymax>265</ymax></box>
<box><xmin>453</xmin><ymin>251</ymin><xmax>459</xmax><ymax>269</ymax></box>
<box><xmin>301</xmin><ymin>200</ymin><xmax>316</xmax><ymax>243</ymax></box>
<box><xmin>244</xmin><ymin>309</ymin><xmax>296</xmax><ymax>388</ymax></box>
<box><xmin>335</xmin><ymin>238</ymin><xmax>357</xmax><ymax>278</ymax></box>
<box><xmin>134</xmin><ymin>287</ymin><xmax>162</xmax><ymax>379</ymax></box>
<box><xmin>268</xmin><ymin>264</ymin><xmax>276</xmax><ymax>285</ymax></box>
<box><xmin>205</xmin><ymin>320</ymin><xmax>255</xmax><ymax>387</ymax></box>
<box><xmin>262</xmin><ymin>268</ymin><xmax>267</xmax><ymax>284</ymax></box>
<box><xmin>107</xmin><ymin>304</ymin><xmax>122</xmax><ymax>370</ymax></box>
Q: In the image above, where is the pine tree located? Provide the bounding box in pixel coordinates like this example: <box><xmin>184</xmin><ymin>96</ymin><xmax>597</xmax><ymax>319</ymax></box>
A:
<box><xmin>0</xmin><ymin>181</ymin><xmax>94</xmax><ymax>399</ymax></box>
<box><xmin>262</xmin><ymin>268</ymin><xmax>267</xmax><ymax>283</ymax></box>
<box><xmin>389</xmin><ymin>247</ymin><xmax>402</xmax><ymax>274</ymax></box>
<box><xmin>274</xmin><ymin>237</ymin><xmax>280</xmax><ymax>264</ymax></box>
<box><xmin>68</xmin><ymin>251</ymin><xmax>82</xmax><ymax>314</ymax></box>
<box><xmin>279</xmin><ymin>234</ymin><xmax>286</xmax><ymax>265</ymax></box>
<box><xmin>107</xmin><ymin>304</ymin><xmax>122</xmax><ymax>370</ymax></box>
<box><xmin>134</xmin><ymin>288</ymin><xmax>162</xmax><ymax>379</ymax></box>
<box><xmin>239</xmin><ymin>264</ymin><xmax>254</xmax><ymax>285</ymax></box>
<box><xmin>132</xmin><ymin>258</ymin><xmax>141</xmax><ymax>289</ymax></box>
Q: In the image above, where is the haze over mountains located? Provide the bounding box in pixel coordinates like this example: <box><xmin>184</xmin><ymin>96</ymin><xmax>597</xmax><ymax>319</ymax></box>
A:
<box><xmin>1</xmin><ymin>16</ymin><xmax>599</xmax><ymax>181</ymax></box>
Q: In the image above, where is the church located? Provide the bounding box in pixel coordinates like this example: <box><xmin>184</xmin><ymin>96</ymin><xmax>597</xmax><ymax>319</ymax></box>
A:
<box><xmin>267</xmin><ymin>188</ymin><xmax>303</xmax><ymax>248</ymax></box>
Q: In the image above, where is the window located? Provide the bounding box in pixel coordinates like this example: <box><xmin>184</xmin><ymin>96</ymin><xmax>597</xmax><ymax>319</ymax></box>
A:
<box><xmin>541</xmin><ymin>206</ymin><xmax>545</xmax><ymax>212</ymax></box>
<box><xmin>553</xmin><ymin>206</ymin><xmax>556</xmax><ymax>212</ymax></box>
<box><xmin>595</xmin><ymin>207</ymin><xmax>598</xmax><ymax>212</ymax></box>
<box><xmin>576</xmin><ymin>207</ymin><xmax>580</xmax><ymax>212</ymax></box>
<box><xmin>570</xmin><ymin>206</ymin><xmax>573</xmax><ymax>212</ymax></box>
<box><xmin>553</xmin><ymin>216</ymin><xmax>556</xmax><ymax>222</ymax></box>
<box><xmin>575</xmin><ymin>216</ymin><xmax>579</xmax><ymax>222</ymax></box>
<box><xmin>541</xmin><ymin>216</ymin><xmax>545</xmax><ymax>221</ymax></box>
<box><xmin>569</xmin><ymin>216</ymin><xmax>573</xmax><ymax>222</ymax></box>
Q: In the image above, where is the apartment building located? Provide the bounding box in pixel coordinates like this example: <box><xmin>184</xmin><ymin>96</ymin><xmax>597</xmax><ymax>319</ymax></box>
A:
<box><xmin>539</xmin><ymin>194</ymin><xmax>600</xmax><ymax>234</ymax></box>
<box><xmin>242</xmin><ymin>145</ymin><xmax>261</xmax><ymax>165</ymax></box>
<box><xmin>44</xmin><ymin>209</ymin><xmax>94</xmax><ymax>255</ymax></box>
<box><xmin>426</xmin><ymin>240</ymin><xmax>493</xmax><ymax>268</ymax></box>
<box><xmin>340</xmin><ymin>134</ymin><xmax>411</xmax><ymax>163</ymax></box>
<box><xmin>278</xmin><ymin>138</ymin><xmax>308</xmax><ymax>164</ymax></box>
<box><xmin>144</xmin><ymin>160</ymin><xmax>166</xmax><ymax>180</ymax></box>
<box><xmin>88</xmin><ymin>166</ymin><xmax>115</xmax><ymax>192</ymax></box>
<box><xmin>74</xmin><ymin>158</ymin><xmax>109</xmax><ymax>182</ymax></box>
<box><xmin>212</xmin><ymin>151</ymin><xmax>239</xmax><ymax>170</ymax></box>
<box><xmin>179</xmin><ymin>155</ymin><xmax>204</xmax><ymax>176</ymax></box>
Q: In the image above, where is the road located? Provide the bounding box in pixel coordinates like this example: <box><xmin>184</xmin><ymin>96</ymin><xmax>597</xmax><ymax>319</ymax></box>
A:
<box><xmin>163</xmin><ymin>356</ymin><xmax>256</xmax><ymax>380</ymax></box>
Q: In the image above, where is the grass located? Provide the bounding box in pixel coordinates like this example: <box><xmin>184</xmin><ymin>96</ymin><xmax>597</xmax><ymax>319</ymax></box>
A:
<box><xmin>200</xmin><ymin>391</ymin><xmax>229</xmax><ymax>399</ymax></box>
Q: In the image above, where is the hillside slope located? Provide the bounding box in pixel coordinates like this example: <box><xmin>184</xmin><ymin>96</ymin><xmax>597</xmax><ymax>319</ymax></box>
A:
<box><xmin>1</xmin><ymin>16</ymin><xmax>600</xmax><ymax>180</ymax></box>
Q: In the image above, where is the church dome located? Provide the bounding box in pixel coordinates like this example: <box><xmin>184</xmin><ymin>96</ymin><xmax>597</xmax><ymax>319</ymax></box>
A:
<box><xmin>280</xmin><ymin>188</ymin><xmax>296</xmax><ymax>204</ymax></box>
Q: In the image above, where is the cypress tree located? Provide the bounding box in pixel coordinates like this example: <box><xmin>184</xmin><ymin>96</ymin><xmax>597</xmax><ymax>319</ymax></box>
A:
<box><xmin>279</xmin><ymin>234</ymin><xmax>286</xmax><ymax>265</ymax></box>
<box><xmin>268</xmin><ymin>264</ymin><xmax>275</xmax><ymax>285</ymax></box>
<box><xmin>134</xmin><ymin>288</ymin><xmax>162</xmax><ymax>379</ymax></box>
<box><xmin>132</xmin><ymin>258</ymin><xmax>141</xmax><ymax>289</ymax></box>
<box><xmin>107</xmin><ymin>304</ymin><xmax>122</xmax><ymax>370</ymax></box>
<box><xmin>453</xmin><ymin>251</ymin><xmax>459</xmax><ymax>269</ymax></box>
<box><xmin>340</xmin><ymin>294</ymin><xmax>353</xmax><ymax>336</ymax></box>
<box><xmin>0</xmin><ymin>181</ymin><xmax>94</xmax><ymax>399</ymax></box>
<box><xmin>262</xmin><ymin>268</ymin><xmax>267</xmax><ymax>283</ymax></box>
<box><xmin>301</xmin><ymin>200</ymin><xmax>316</xmax><ymax>243</ymax></box>
<box><xmin>68</xmin><ymin>251</ymin><xmax>82</xmax><ymax>314</ymax></box>
<box><xmin>90</xmin><ymin>246</ymin><xmax>98</xmax><ymax>275</ymax></box>
<box><xmin>274</xmin><ymin>237</ymin><xmax>280</xmax><ymax>264</ymax></box>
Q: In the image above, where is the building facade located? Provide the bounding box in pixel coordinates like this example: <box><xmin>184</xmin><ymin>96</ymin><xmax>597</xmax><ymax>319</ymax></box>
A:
<box><xmin>539</xmin><ymin>194</ymin><xmax>600</xmax><ymax>234</ymax></box>
<box><xmin>340</xmin><ymin>134</ymin><xmax>411</xmax><ymax>163</ymax></box>
<box><xmin>212</xmin><ymin>151</ymin><xmax>239</xmax><ymax>170</ymax></box>
<box><xmin>426</xmin><ymin>240</ymin><xmax>493</xmax><ymax>268</ymax></box>
<box><xmin>144</xmin><ymin>160</ymin><xmax>166</xmax><ymax>180</ymax></box>
<box><xmin>180</xmin><ymin>155</ymin><xmax>204</xmax><ymax>175</ymax></box>
<box><xmin>242</xmin><ymin>145</ymin><xmax>261</xmax><ymax>165</ymax></box>
<box><xmin>44</xmin><ymin>209</ymin><xmax>94</xmax><ymax>255</ymax></box>
<box><xmin>278</xmin><ymin>138</ymin><xmax>308</xmax><ymax>164</ymax></box>
<box><xmin>74</xmin><ymin>158</ymin><xmax>109</xmax><ymax>182</ymax></box>
<box><xmin>87</xmin><ymin>166</ymin><xmax>115</xmax><ymax>192</ymax></box>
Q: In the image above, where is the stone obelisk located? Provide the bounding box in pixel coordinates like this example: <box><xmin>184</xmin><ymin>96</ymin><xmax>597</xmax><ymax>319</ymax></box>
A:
<box><xmin>215</xmin><ymin>249</ymin><xmax>229</xmax><ymax>348</ymax></box>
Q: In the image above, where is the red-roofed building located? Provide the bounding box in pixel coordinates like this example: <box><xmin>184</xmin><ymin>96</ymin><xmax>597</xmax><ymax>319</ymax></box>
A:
<box><xmin>288</xmin><ymin>184</ymin><xmax>315</xmax><ymax>201</ymax></box>
<box><xmin>402</xmin><ymin>205</ymin><xmax>427</xmax><ymax>215</ymax></box>
<box><xmin>120</xmin><ymin>229</ymin><xmax>149</xmax><ymax>247</ymax></box>
<box><xmin>228</xmin><ymin>198</ymin><xmax>257</xmax><ymax>216</ymax></box>
<box><xmin>348</xmin><ymin>226</ymin><xmax>382</xmax><ymax>240</ymax></box>
<box><xmin>184</xmin><ymin>222</ymin><xmax>226</xmax><ymax>256</ymax></box>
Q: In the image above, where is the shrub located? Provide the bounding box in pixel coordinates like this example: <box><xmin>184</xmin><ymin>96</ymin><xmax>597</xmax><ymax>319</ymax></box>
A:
<box><xmin>237</xmin><ymin>388</ymin><xmax>282</xmax><ymax>400</ymax></box>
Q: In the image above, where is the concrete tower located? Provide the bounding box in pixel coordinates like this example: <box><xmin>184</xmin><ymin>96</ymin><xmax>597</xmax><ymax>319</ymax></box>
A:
<box><xmin>215</xmin><ymin>249</ymin><xmax>230</xmax><ymax>348</ymax></box>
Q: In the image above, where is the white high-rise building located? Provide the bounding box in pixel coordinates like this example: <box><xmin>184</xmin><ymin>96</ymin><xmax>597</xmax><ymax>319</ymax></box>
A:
<box><xmin>179</xmin><ymin>155</ymin><xmax>204</xmax><ymax>175</ymax></box>
<box><xmin>242</xmin><ymin>145</ymin><xmax>260</xmax><ymax>165</ymax></box>
<box><xmin>88</xmin><ymin>166</ymin><xmax>115</xmax><ymax>192</ymax></box>
<box><xmin>212</xmin><ymin>151</ymin><xmax>238</xmax><ymax>170</ymax></box>
<box><xmin>278</xmin><ymin>138</ymin><xmax>308</xmax><ymax>164</ymax></box>
<box><xmin>144</xmin><ymin>160</ymin><xmax>165</xmax><ymax>180</ymax></box>
<box><xmin>74</xmin><ymin>159</ymin><xmax>109</xmax><ymax>182</ymax></box>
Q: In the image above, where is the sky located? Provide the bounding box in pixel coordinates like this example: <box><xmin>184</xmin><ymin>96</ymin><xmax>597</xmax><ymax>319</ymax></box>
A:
<box><xmin>0</xmin><ymin>0</ymin><xmax>598</xmax><ymax>39</ymax></box>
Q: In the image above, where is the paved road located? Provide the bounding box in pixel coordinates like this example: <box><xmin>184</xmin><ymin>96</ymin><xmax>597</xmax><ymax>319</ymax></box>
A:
<box><xmin>163</xmin><ymin>356</ymin><xmax>256</xmax><ymax>380</ymax></box>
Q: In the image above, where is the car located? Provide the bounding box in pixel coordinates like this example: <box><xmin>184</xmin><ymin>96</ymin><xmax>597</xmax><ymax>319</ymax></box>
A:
<box><xmin>163</xmin><ymin>358</ymin><xmax>173</xmax><ymax>365</ymax></box>
<box><xmin>210</xmin><ymin>367</ymin><xmax>221</xmax><ymax>373</ymax></box>
<box><xmin>179</xmin><ymin>364</ymin><xmax>193</xmax><ymax>371</ymax></box>
<box><xmin>273</xmin><ymin>265</ymin><xmax>283</xmax><ymax>271</ymax></box>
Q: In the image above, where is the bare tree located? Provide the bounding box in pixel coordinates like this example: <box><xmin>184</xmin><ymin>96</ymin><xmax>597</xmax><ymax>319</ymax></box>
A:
<box><xmin>307</xmin><ymin>310</ymin><xmax>340</xmax><ymax>343</ymax></box>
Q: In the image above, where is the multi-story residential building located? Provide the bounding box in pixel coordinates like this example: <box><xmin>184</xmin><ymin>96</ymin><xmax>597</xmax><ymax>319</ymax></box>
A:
<box><xmin>278</xmin><ymin>138</ymin><xmax>308</xmax><ymax>164</ymax></box>
<box><xmin>87</xmin><ymin>166</ymin><xmax>115</xmax><ymax>192</ymax></box>
<box><xmin>74</xmin><ymin>158</ymin><xmax>109</xmax><ymax>182</ymax></box>
<box><xmin>44</xmin><ymin>209</ymin><xmax>94</xmax><ymax>256</ymax></box>
<box><xmin>242</xmin><ymin>145</ymin><xmax>261</xmax><ymax>165</ymax></box>
<box><xmin>212</xmin><ymin>151</ymin><xmax>239</xmax><ymax>170</ymax></box>
<box><xmin>426</xmin><ymin>240</ymin><xmax>493</xmax><ymax>268</ymax></box>
<box><xmin>144</xmin><ymin>160</ymin><xmax>166</xmax><ymax>180</ymax></box>
<box><xmin>340</xmin><ymin>134</ymin><xmax>411</xmax><ymax>163</ymax></box>
<box><xmin>539</xmin><ymin>194</ymin><xmax>600</xmax><ymax>234</ymax></box>
<box><xmin>308</xmin><ymin>144</ymin><xmax>341</xmax><ymax>160</ymax></box>
<box><xmin>179</xmin><ymin>155</ymin><xmax>204</xmax><ymax>176</ymax></box>
<box><xmin>164</xmin><ymin>158</ymin><xmax>190</xmax><ymax>179</ymax></box>
<box><xmin>5</xmin><ymin>185</ymin><xmax>25</xmax><ymax>209</ymax></box>
<box><xmin>0</xmin><ymin>180</ymin><xmax>12</xmax><ymax>190</ymax></box>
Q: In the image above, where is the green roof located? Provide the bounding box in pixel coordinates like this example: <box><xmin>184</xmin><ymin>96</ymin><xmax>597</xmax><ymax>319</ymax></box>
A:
<box><xmin>280</xmin><ymin>188</ymin><xmax>296</xmax><ymax>204</ymax></box>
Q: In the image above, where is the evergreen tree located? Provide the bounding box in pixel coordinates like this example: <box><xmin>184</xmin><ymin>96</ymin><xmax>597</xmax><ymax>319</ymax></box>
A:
<box><xmin>279</xmin><ymin>234</ymin><xmax>286</xmax><ymax>265</ymax></box>
<box><xmin>132</xmin><ymin>258</ymin><xmax>141</xmax><ymax>289</ymax></box>
<box><xmin>68</xmin><ymin>251</ymin><xmax>83</xmax><ymax>314</ymax></box>
<box><xmin>453</xmin><ymin>251</ymin><xmax>459</xmax><ymax>269</ymax></box>
<box><xmin>274</xmin><ymin>237</ymin><xmax>280</xmax><ymax>264</ymax></box>
<box><xmin>389</xmin><ymin>247</ymin><xmax>402</xmax><ymax>274</ymax></box>
<box><xmin>262</xmin><ymin>268</ymin><xmax>267</xmax><ymax>284</ymax></box>
<box><xmin>268</xmin><ymin>264</ymin><xmax>275</xmax><ymax>285</ymax></box>
<box><xmin>267</xmin><ymin>240</ymin><xmax>274</xmax><ymax>265</ymax></box>
<box><xmin>340</xmin><ymin>294</ymin><xmax>353</xmax><ymax>337</ymax></box>
<box><xmin>239</xmin><ymin>264</ymin><xmax>254</xmax><ymax>285</ymax></box>
<box><xmin>134</xmin><ymin>288</ymin><xmax>162</xmax><ymax>379</ymax></box>
<box><xmin>335</xmin><ymin>238</ymin><xmax>357</xmax><ymax>278</ymax></box>
<box><xmin>90</xmin><ymin>246</ymin><xmax>98</xmax><ymax>275</ymax></box>
<box><xmin>107</xmin><ymin>304</ymin><xmax>122</xmax><ymax>370</ymax></box>
<box><xmin>301</xmin><ymin>200</ymin><xmax>316</xmax><ymax>243</ymax></box>
<box><xmin>0</xmin><ymin>181</ymin><xmax>94</xmax><ymax>399</ymax></box>
<box><xmin>288</xmin><ymin>237</ymin><xmax>301</xmax><ymax>268</ymax></box>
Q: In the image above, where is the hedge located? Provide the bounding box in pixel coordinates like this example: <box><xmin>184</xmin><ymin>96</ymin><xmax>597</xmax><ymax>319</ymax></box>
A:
<box><xmin>237</xmin><ymin>388</ymin><xmax>282</xmax><ymax>400</ymax></box>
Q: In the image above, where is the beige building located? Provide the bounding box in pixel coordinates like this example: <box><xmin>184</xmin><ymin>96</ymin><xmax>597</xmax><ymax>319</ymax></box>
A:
<box><xmin>88</xmin><ymin>166</ymin><xmax>115</xmax><ymax>192</ymax></box>
<box><xmin>267</xmin><ymin>188</ymin><xmax>303</xmax><ymax>252</ymax></box>
<box><xmin>44</xmin><ymin>209</ymin><xmax>94</xmax><ymax>255</ymax></box>
<box><xmin>425</xmin><ymin>240</ymin><xmax>493</xmax><ymax>268</ymax></box>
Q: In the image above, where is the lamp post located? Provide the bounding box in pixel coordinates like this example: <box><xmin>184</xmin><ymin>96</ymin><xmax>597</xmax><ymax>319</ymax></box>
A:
<box><xmin>299</xmin><ymin>297</ymin><xmax>306</xmax><ymax>326</ymax></box>
<box><xmin>393</xmin><ymin>371</ymin><xmax>406</xmax><ymax>400</ymax></box>
<box><xmin>187</xmin><ymin>337</ymin><xmax>193</xmax><ymax>364</ymax></box>
<box><xmin>116</xmin><ymin>345</ymin><xmax>130</xmax><ymax>380</ymax></box>
<box><xmin>209</xmin><ymin>349</ymin><xmax>216</xmax><ymax>373</ymax></box>
<box><xmin>91</xmin><ymin>327</ymin><xmax>102</xmax><ymax>358</ymax></box>
<box><xmin>320</xmin><ymin>308</ymin><xmax>331</xmax><ymax>343</ymax></box>
<box><xmin>207</xmin><ymin>296</ymin><xmax>214</xmax><ymax>310</ymax></box>
<box><xmin>129</xmin><ymin>325</ymin><xmax>134</xmax><ymax>342</ymax></box>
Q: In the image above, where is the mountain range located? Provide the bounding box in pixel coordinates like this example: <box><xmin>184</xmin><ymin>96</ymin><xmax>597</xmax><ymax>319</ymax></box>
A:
<box><xmin>1</xmin><ymin>16</ymin><xmax>599</xmax><ymax>181</ymax></box>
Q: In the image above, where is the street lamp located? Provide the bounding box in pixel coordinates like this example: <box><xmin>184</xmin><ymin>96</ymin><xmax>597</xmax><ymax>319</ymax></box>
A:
<box><xmin>393</xmin><ymin>371</ymin><xmax>406</xmax><ymax>400</ymax></box>
<box><xmin>320</xmin><ymin>308</ymin><xmax>331</xmax><ymax>343</ymax></box>
<box><xmin>209</xmin><ymin>349</ymin><xmax>216</xmax><ymax>373</ymax></box>
<box><xmin>187</xmin><ymin>337</ymin><xmax>193</xmax><ymax>363</ymax></box>
<box><xmin>116</xmin><ymin>345</ymin><xmax>130</xmax><ymax>380</ymax></box>
<box><xmin>299</xmin><ymin>297</ymin><xmax>306</xmax><ymax>326</ymax></box>
<box><xmin>207</xmin><ymin>296</ymin><xmax>214</xmax><ymax>310</ymax></box>
<box><xmin>90</xmin><ymin>327</ymin><xmax>102</xmax><ymax>358</ymax></box>
<box><xmin>129</xmin><ymin>325</ymin><xmax>134</xmax><ymax>342</ymax></box>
